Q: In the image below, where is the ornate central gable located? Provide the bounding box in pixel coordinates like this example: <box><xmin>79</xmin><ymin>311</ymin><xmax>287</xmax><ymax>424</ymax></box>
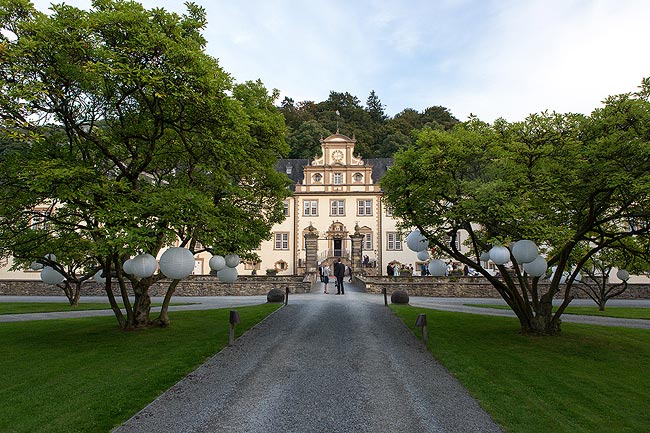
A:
<box><xmin>311</xmin><ymin>133</ymin><xmax>364</xmax><ymax>167</ymax></box>
<box><xmin>292</xmin><ymin>132</ymin><xmax>378</xmax><ymax>193</ymax></box>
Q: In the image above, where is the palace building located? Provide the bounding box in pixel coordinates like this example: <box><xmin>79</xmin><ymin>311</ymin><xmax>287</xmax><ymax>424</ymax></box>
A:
<box><xmin>249</xmin><ymin>132</ymin><xmax>418</xmax><ymax>276</ymax></box>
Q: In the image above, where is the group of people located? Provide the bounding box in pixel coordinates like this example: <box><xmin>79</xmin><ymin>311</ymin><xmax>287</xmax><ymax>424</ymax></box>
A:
<box><xmin>362</xmin><ymin>254</ymin><xmax>376</xmax><ymax>268</ymax></box>
<box><xmin>386</xmin><ymin>262</ymin><xmax>414</xmax><ymax>276</ymax></box>
<box><xmin>318</xmin><ymin>259</ymin><xmax>348</xmax><ymax>294</ymax></box>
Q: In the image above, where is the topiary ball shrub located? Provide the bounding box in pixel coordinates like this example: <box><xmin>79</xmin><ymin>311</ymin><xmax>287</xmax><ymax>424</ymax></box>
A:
<box><xmin>267</xmin><ymin>288</ymin><xmax>285</xmax><ymax>303</ymax></box>
<box><xmin>391</xmin><ymin>290</ymin><xmax>409</xmax><ymax>304</ymax></box>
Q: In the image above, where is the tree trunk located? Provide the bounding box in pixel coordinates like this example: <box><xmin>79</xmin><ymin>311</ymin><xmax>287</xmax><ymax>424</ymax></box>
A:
<box><xmin>598</xmin><ymin>301</ymin><xmax>606</xmax><ymax>311</ymax></box>
<box><xmin>59</xmin><ymin>282</ymin><xmax>75</xmax><ymax>306</ymax></box>
<box><xmin>128</xmin><ymin>281</ymin><xmax>152</xmax><ymax>329</ymax></box>
<box><xmin>72</xmin><ymin>281</ymin><xmax>81</xmax><ymax>307</ymax></box>
<box><xmin>104</xmin><ymin>275</ymin><xmax>126</xmax><ymax>329</ymax></box>
<box><xmin>152</xmin><ymin>280</ymin><xmax>180</xmax><ymax>327</ymax></box>
<box><xmin>514</xmin><ymin>296</ymin><xmax>562</xmax><ymax>336</ymax></box>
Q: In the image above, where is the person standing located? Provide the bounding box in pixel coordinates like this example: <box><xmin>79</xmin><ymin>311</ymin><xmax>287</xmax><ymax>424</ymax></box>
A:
<box><xmin>334</xmin><ymin>258</ymin><xmax>345</xmax><ymax>295</ymax></box>
<box><xmin>322</xmin><ymin>264</ymin><xmax>331</xmax><ymax>294</ymax></box>
<box><xmin>386</xmin><ymin>263</ymin><xmax>393</xmax><ymax>276</ymax></box>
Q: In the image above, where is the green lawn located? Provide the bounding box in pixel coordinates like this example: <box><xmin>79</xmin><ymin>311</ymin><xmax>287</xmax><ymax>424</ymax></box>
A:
<box><xmin>464</xmin><ymin>303</ymin><xmax>650</xmax><ymax>320</ymax></box>
<box><xmin>0</xmin><ymin>302</ymin><xmax>194</xmax><ymax>315</ymax></box>
<box><xmin>391</xmin><ymin>305</ymin><xmax>650</xmax><ymax>433</ymax></box>
<box><xmin>0</xmin><ymin>303</ymin><xmax>281</xmax><ymax>433</ymax></box>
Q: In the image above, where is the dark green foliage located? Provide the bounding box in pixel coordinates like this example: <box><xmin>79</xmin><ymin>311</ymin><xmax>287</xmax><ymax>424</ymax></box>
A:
<box><xmin>277</xmin><ymin>90</ymin><xmax>459</xmax><ymax>158</ymax></box>
<box><xmin>0</xmin><ymin>0</ymin><xmax>291</xmax><ymax>328</ymax></box>
<box><xmin>382</xmin><ymin>80</ymin><xmax>650</xmax><ymax>335</ymax></box>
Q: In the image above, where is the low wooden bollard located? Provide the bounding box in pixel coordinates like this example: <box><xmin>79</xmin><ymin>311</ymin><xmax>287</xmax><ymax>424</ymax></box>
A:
<box><xmin>229</xmin><ymin>310</ymin><xmax>241</xmax><ymax>346</ymax></box>
<box><xmin>415</xmin><ymin>314</ymin><xmax>427</xmax><ymax>344</ymax></box>
<box><xmin>285</xmin><ymin>287</ymin><xmax>289</xmax><ymax>305</ymax></box>
<box><xmin>382</xmin><ymin>287</ymin><xmax>388</xmax><ymax>306</ymax></box>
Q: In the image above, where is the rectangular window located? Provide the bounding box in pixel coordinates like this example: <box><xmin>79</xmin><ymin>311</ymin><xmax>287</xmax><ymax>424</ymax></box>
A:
<box><xmin>31</xmin><ymin>210</ymin><xmax>51</xmax><ymax>231</ymax></box>
<box><xmin>452</xmin><ymin>231</ymin><xmax>461</xmax><ymax>251</ymax></box>
<box><xmin>283</xmin><ymin>200</ymin><xmax>290</xmax><ymax>217</ymax></box>
<box><xmin>274</xmin><ymin>232</ymin><xmax>289</xmax><ymax>250</ymax></box>
<box><xmin>387</xmin><ymin>232</ymin><xmax>402</xmax><ymax>251</ymax></box>
<box><xmin>244</xmin><ymin>261</ymin><xmax>261</xmax><ymax>270</ymax></box>
<box><xmin>303</xmin><ymin>200</ymin><xmax>318</xmax><ymax>216</ymax></box>
<box><xmin>364</xmin><ymin>233</ymin><xmax>373</xmax><ymax>251</ymax></box>
<box><xmin>357</xmin><ymin>199</ymin><xmax>373</xmax><ymax>216</ymax></box>
<box><xmin>330</xmin><ymin>199</ymin><xmax>345</xmax><ymax>216</ymax></box>
<box><xmin>385</xmin><ymin>206</ymin><xmax>393</xmax><ymax>216</ymax></box>
<box><xmin>333</xmin><ymin>173</ymin><xmax>343</xmax><ymax>185</ymax></box>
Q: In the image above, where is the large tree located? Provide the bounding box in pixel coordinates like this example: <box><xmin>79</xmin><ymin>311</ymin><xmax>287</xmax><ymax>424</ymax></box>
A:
<box><xmin>381</xmin><ymin>81</ymin><xmax>650</xmax><ymax>335</ymax></box>
<box><xmin>0</xmin><ymin>0</ymin><xmax>290</xmax><ymax>329</ymax></box>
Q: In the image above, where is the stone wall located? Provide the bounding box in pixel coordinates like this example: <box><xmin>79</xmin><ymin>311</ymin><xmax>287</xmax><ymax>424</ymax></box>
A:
<box><xmin>0</xmin><ymin>275</ymin><xmax>312</xmax><ymax>297</ymax></box>
<box><xmin>356</xmin><ymin>275</ymin><xmax>650</xmax><ymax>299</ymax></box>
<box><xmin>3</xmin><ymin>274</ymin><xmax>650</xmax><ymax>299</ymax></box>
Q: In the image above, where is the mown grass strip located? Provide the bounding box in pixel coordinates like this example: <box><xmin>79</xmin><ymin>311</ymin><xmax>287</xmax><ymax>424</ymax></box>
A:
<box><xmin>465</xmin><ymin>303</ymin><xmax>650</xmax><ymax>320</ymax></box>
<box><xmin>0</xmin><ymin>302</ymin><xmax>194</xmax><ymax>315</ymax></box>
<box><xmin>0</xmin><ymin>303</ymin><xmax>281</xmax><ymax>432</ymax></box>
<box><xmin>391</xmin><ymin>305</ymin><xmax>650</xmax><ymax>433</ymax></box>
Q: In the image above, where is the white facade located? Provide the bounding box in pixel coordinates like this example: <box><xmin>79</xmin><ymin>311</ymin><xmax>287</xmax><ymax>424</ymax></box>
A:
<box><xmin>248</xmin><ymin>133</ymin><xmax>420</xmax><ymax>276</ymax></box>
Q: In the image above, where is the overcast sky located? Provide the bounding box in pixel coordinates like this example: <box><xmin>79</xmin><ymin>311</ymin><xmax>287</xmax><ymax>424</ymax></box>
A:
<box><xmin>29</xmin><ymin>0</ymin><xmax>650</xmax><ymax>122</ymax></box>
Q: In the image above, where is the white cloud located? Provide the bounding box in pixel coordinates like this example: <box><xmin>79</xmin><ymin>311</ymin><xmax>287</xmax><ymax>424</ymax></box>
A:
<box><xmin>25</xmin><ymin>0</ymin><xmax>650</xmax><ymax>122</ymax></box>
<box><xmin>438</xmin><ymin>0</ymin><xmax>650</xmax><ymax>121</ymax></box>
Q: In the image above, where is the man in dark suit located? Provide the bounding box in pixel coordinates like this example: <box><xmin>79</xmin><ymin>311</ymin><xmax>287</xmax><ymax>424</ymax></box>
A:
<box><xmin>334</xmin><ymin>258</ymin><xmax>345</xmax><ymax>295</ymax></box>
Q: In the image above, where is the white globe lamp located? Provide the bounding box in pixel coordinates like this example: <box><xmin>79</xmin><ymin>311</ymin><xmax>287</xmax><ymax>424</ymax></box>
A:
<box><xmin>489</xmin><ymin>246</ymin><xmax>511</xmax><ymax>265</ymax></box>
<box><xmin>428</xmin><ymin>259</ymin><xmax>447</xmax><ymax>276</ymax></box>
<box><xmin>479</xmin><ymin>252</ymin><xmax>491</xmax><ymax>263</ymax></box>
<box><xmin>523</xmin><ymin>256</ymin><xmax>547</xmax><ymax>277</ymax></box>
<box><xmin>209</xmin><ymin>255</ymin><xmax>226</xmax><ymax>272</ymax></box>
<box><xmin>406</xmin><ymin>230</ymin><xmax>428</xmax><ymax>252</ymax></box>
<box><xmin>511</xmin><ymin>240</ymin><xmax>538</xmax><ymax>264</ymax></box>
<box><xmin>616</xmin><ymin>269</ymin><xmax>630</xmax><ymax>282</ymax></box>
<box><xmin>225</xmin><ymin>253</ymin><xmax>240</xmax><ymax>268</ymax></box>
<box><xmin>93</xmin><ymin>270</ymin><xmax>106</xmax><ymax>284</ymax></box>
<box><xmin>30</xmin><ymin>261</ymin><xmax>43</xmax><ymax>271</ymax></box>
<box><xmin>159</xmin><ymin>247</ymin><xmax>194</xmax><ymax>280</ymax></box>
<box><xmin>417</xmin><ymin>250</ymin><xmax>429</xmax><ymax>261</ymax></box>
<box><xmin>131</xmin><ymin>253</ymin><xmax>157</xmax><ymax>278</ymax></box>
<box><xmin>41</xmin><ymin>266</ymin><xmax>65</xmax><ymax>285</ymax></box>
<box><xmin>123</xmin><ymin>258</ymin><xmax>135</xmax><ymax>275</ymax></box>
<box><xmin>217</xmin><ymin>267</ymin><xmax>238</xmax><ymax>283</ymax></box>
<box><xmin>45</xmin><ymin>253</ymin><xmax>56</xmax><ymax>262</ymax></box>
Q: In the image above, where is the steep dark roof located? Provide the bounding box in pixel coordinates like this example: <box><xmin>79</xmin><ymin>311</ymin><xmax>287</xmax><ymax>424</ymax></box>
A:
<box><xmin>275</xmin><ymin>159</ymin><xmax>308</xmax><ymax>191</ymax></box>
<box><xmin>366</xmin><ymin>158</ymin><xmax>394</xmax><ymax>185</ymax></box>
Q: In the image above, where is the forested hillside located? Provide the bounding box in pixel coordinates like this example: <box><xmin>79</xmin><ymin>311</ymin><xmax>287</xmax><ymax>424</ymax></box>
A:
<box><xmin>277</xmin><ymin>90</ymin><xmax>459</xmax><ymax>158</ymax></box>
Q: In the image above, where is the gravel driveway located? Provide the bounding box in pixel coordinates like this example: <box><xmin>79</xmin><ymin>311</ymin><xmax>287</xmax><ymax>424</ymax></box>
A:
<box><xmin>114</xmin><ymin>290</ymin><xmax>502</xmax><ymax>433</ymax></box>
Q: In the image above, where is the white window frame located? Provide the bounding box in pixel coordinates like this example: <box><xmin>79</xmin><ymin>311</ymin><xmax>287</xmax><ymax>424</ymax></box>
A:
<box><xmin>387</xmin><ymin>232</ymin><xmax>402</xmax><ymax>251</ymax></box>
<box><xmin>364</xmin><ymin>233</ymin><xmax>373</xmax><ymax>251</ymax></box>
<box><xmin>333</xmin><ymin>172</ymin><xmax>343</xmax><ymax>185</ymax></box>
<box><xmin>330</xmin><ymin>199</ymin><xmax>345</xmax><ymax>216</ymax></box>
<box><xmin>274</xmin><ymin>232</ymin><xmax>289</xmax><ymax>250</ymax></box>
<box><xmin>357</xmin><ymin>199</ymin><xmax>373</xmax><ymax>216</ymax></box>
<box><xmin>303</xmin><ymin>200</ymin><xmax>318</xmax><ymax>216</ymax></box>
